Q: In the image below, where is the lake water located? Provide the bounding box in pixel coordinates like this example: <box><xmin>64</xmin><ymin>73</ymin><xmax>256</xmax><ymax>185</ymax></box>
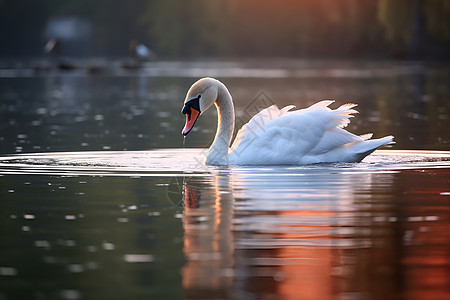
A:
<box><xmin>0</xmin><ymin>60</ymin><xmax>449</xmax><ymax>300</ymax></box>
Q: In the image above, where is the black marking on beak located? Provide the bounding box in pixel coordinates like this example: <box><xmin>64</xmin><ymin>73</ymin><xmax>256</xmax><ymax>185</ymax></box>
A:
<box><xmin>182</xmin><ymin>95</ymin><xmax>201</xmax><ymax>115</ymax></box>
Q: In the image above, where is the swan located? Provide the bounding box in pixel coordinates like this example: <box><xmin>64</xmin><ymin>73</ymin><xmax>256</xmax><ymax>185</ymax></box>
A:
<box><xmin>181</xmin><ymin>77</ymin><xmax>394</xmax><ymax>166</ymax></box>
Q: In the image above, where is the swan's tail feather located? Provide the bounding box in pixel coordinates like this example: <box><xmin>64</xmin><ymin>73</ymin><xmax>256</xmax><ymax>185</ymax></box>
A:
<box><xmin>355</xmin><ymin>135</ymin><xmax>394</xmax><ymax>153</ymax></box>
<box><xmin>352</xmin><ymin>135</ymin><xmax>394</xmax><ymax>162</ymax></box>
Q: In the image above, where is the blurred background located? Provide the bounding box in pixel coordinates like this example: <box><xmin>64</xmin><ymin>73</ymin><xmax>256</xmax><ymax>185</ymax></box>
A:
<box><xmin>1</xmin><ymin>2</ymin><xmax>450</xmax><ymax>300</ymax></box>
<box><xmin>0</xmin><ymin>0</ymin><xmax>449</xmax><ymax>60</ymax></box>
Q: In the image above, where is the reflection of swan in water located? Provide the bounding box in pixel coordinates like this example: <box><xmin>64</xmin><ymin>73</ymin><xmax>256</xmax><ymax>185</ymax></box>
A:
<box><xmin>182</xmin><ymin>78</ymin><xmax>394</xmax><ymax>165</ymax></box>
<box><xmin>179</xmin><ymin>168</ymin><xmax>398</xmax><ymax>299</ymax></box>
<box><xmin>181</xmin><ymin>173</ymin><xmax>234</xmax><ymax>296</ymax></box>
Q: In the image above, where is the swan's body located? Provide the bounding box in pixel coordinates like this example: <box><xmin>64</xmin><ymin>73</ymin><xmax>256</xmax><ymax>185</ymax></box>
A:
<box><xmin>181</xmin><ymin>77</ymin><xmax>393</xmax><ymax>166</ymax></box>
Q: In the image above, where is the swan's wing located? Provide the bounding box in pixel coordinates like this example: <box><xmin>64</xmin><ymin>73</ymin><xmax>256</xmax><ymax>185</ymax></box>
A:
<box><xmin>229</xmin><ymin>104</ymin><xmax>295</xmax><ymax>153</ymax></box>
<box><xmin>229</xmin><ymin>100</ymin><xmax>364</xmax><ymax>164</ymax></box>
<box><xmin>300</xmin><ymin>102</ymin><xmax>361</xmax><ymax>154</ymax></box>
<box><xmin>302</xmin><ymin>101</ymin><xmax>358</xmax><ymax>128</ymax></box>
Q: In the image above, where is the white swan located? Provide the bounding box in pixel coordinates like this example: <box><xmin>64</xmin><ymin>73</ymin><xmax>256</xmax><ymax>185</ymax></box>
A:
<box><xmin>181</xmin><ymin>77</ymin><xmax>394</xmax><ymax>166</ymax></box>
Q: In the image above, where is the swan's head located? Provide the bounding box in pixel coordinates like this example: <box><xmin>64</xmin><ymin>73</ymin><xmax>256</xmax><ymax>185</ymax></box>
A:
<box><xmin>181</xmin><ymin>77</ymin><xmax>219</xmax><ymax>136</ymax></box>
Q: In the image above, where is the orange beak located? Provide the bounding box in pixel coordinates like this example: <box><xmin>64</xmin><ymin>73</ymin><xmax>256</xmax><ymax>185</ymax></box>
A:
<box><xmin>182</xmin><ymin>107</ymin><xmax>200</xmax><ymax>136</ymax></box>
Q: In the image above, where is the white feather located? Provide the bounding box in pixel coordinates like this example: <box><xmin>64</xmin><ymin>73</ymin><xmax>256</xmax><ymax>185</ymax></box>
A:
<box><xmin>228</xmin><ymin>100</ymin><xmax>393</xmax><ymax>165</ymax></box>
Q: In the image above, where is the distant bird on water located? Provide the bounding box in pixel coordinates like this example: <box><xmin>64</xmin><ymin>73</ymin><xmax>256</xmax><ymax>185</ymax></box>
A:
<box><xmin>181</xmin><ymin>77</ymin><xmax>394</xmax><ymax>166</ymax></box>
<box><xmin>129</xmin><ymin>39</ymin><xmax>156</xmax><ymax>61</ymax></box>
<box><xmin>44</xmin><ymin>38</ymin><xmax>60</xmax><ymax>55</ymax></box>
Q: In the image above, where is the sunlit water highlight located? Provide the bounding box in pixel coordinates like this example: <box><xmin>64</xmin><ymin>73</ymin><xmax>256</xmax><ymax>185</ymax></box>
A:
<box><xmin>0</xmin><ymin>149</ymin><xmax>449</xmax><ymax>176</ymax></box>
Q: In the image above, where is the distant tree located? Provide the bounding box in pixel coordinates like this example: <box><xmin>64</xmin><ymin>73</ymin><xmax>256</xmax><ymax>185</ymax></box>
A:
<box><xmin>377</xmin><ymin>0</ymin><xmax>450</xmax><ymax>57</ymax></box>
<box><xmin>1</xmin><ymin>0</ymin><xmax>448</xmax><ymax>59</ymax></box>
<box><xmin>422</xmin><ymin>0</ymin><xmax>450</xmax><ymax>42</ymax></box>
<box><xmin>139</xmin><ymin>0</ymin><xmax>229</xmax><ymax>57</ymax></box>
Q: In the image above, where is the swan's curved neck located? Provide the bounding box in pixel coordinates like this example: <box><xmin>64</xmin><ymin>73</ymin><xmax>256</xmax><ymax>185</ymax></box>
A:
<box><xmin>206</xmin><ymin>84</ymin><xmax>235</xmax><ymax>165</ymax></box>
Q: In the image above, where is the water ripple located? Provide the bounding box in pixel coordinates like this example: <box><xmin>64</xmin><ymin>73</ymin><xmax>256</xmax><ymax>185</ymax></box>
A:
<box><xmin>0</xmin><ymin>149</ymin><xmax>448</xmax><ymax>177</ymax></box>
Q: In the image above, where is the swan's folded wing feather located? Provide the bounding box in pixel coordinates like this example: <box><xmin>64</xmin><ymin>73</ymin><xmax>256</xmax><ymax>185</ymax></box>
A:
<box><xmin>359</xmin><ymin>133</ymin><xmax>373</xmax><ymax>141</ymax></box>
<box><xmin>305</xmin><ymin>100</ymin><xmax>335</xmax><ymax>110</ymax></box>
<box><xmin>229</xmin><ymin>101</ymin><xmax>365</xmax><ymax>164</ymax></box>
<box><xmin>230</xmin><ymin>110</ymin><xmax>326</xmax><ymax>163</ymax></box>
<box><xmin>229</xmin><ymin>104</ymin><xmax>294</xmax><ymax>153</ymax></box>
